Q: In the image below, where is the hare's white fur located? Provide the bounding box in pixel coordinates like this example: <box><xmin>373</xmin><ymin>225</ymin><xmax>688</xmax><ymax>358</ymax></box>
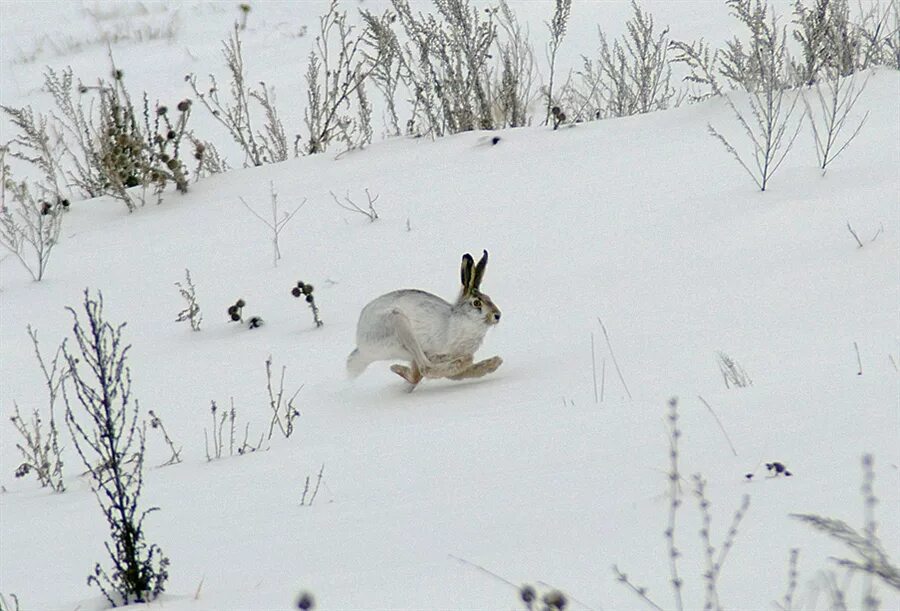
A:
<box><xmin>347</xmin><ymin>251</ymin><xmax>502</xmax><ymax>387</ymax></box>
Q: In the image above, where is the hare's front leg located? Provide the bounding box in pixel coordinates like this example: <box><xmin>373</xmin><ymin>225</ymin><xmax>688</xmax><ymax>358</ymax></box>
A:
<box><xmin>421</xmin><ymin>354</ymin><xmax>473</xmax><ymax>379</ymax></box>
<box><xmin>447</xmin><ymin>356</ymin><xmax>503</xmax><ymax>380</ymax></box>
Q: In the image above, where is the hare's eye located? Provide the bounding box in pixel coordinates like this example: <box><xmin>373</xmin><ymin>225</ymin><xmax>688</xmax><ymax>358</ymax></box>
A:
<box><xmin>473</xmin><ymin>299</ymin><xmax>482</xmax><ymax>309</ymax></box>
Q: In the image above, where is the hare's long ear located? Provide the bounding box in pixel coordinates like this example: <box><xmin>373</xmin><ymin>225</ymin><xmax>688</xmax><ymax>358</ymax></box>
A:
<box><xmin>471</xmin><ymin>250</ymin><xmax>488</xmax><ymax>290</ymax></box>
<box><xmin>460</xmin><ymin>253</ymin><xmax>475</xmax><ymax>293</ymax></box>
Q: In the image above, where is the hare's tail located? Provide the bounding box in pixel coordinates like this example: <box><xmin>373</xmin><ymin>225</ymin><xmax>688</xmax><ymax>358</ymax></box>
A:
<box><xmin>347</xmin><ymin>348</ymin><xmax>368</xmax><ymax>378</ymax></box>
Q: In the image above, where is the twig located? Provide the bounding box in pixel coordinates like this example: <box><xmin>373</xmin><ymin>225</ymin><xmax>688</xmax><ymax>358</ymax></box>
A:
<box><xmin>447</xmin><ymin>554</ymin><xmax>519</xmax><ymax>590</ymax></box>
<box><xmin>590</xmin><ymin>332</ymin><xmax>598</xmax><ymax>404</ymax></box>
<box><xmin>847</xmin><ymin>222</ymin><xmax>864</xmax><ymax>248</ymax></box>
<box><xmin>601</xmin><ymin>358</ymin><xmax>606</xmax><ymax>402</ymax></box>
<box><xmin>329</xmin><ymin>188</ymin><xmax>379</xmax><ymax>222</ymax></box>
<box><xmin>779</xmin><ymin>549</ymin><xmax>799</xmax><ymax>611</ymax></box>
<box><xmin>612</xmin><ymin>566</ymin><xmax>665</xmax><ymax>611</ymax></box>
<box><xmin>665</xmin><ymin>398</ymin><xmax>684</xmax><ymax>611</ymax></box>
<box><xmin>300</xmin><ymin>464</ymin><xmax>325</xmax><ymax>506</ymax></box>
<box><xmin>597</xmin><ymin>317</ymin><xmax>632</xmax><ymax>400</ymax></box>
<box><xmin>238</xmin><ymin>181</ymin><xmax>305</xmax><ymax>267</ymax></box>
<box><xmin>854</xmin><ymin>342</ymin><xmax>863</xmax><ymax>376</ymax></box>
<box><xmin>697</xmin><ymin>395</ymin><xmax>737</xmax><ymax>456</ymax></box>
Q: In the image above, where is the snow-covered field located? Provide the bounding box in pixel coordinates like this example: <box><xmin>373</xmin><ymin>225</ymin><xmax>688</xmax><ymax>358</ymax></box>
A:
<box><xmin>1</xmin><ymin>2</ymin><xmax>898</xmax><ymax>610</ymax></box>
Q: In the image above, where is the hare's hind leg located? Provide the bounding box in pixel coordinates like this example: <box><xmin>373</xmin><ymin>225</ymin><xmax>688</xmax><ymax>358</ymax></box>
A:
<box><xmin>389</xmin><ymin>309</ymin><xmax>432</xmax><ymax>369</ymax></box>
<box><xmin>390</xmin><ymin>362</ymin><xmax>423</xmax><ymax>391</ymax></box>
<box><xmin>447</xmin><ymin>356</ymin><xmax>503</xmax><ymax>380</ymax></box>
<box><xmin>389</xmin><ymin>362</ymin><xmax>421</xmax><ymax>384</ymax></box>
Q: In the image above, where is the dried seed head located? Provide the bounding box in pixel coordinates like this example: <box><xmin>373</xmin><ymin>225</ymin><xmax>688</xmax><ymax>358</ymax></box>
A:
<box><xmin>296</xmin><ymin>592</ymin><xmax>314</xmax><ymax>610</ymax></box>
<box><xmin>177</xmin><ymin>99</ymin><xmax>192</xmax><ymax>112</ymax></box>
<box><xmin>157</xmin><ymin>105</ymin><xmax>168</xmax><ymax>116</ymax></box>
<box><xmin>236</xmin><ymin>299</ymin><xmax>246</xmax><ymax>307</ymax></box>
<box><xmin>520</xmin><ymin>585</ymin><xmax>536</xmax><ymax>603</ymax></box>
<box><xmin>291</xmin><ymin>287</ymin><xmax>302</xmax><ymax>297</ymax></box>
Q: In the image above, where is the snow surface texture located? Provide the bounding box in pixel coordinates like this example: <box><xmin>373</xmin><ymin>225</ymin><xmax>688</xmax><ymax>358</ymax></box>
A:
<box><xmin>1</xmin><ymin>2</ymin><xmax>898</xmax><ymax>610</ymax></box>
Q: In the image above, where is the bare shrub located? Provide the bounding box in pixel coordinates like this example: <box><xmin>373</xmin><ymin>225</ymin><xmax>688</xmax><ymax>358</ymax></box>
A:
<box><xmin>544</xmin><ymin>0</ymin><xmax>572</xmax><ymax>124</ymax></box>
<box><xmin>0</xmin><ymin>166</ymin><xmax>64</xmax><ymax>282</ymax></box>
<box><xmin>187</xmin><ymin>25</ymin><xmax>288</xmax><ymax>166</ymax></box>
<box><xmin>488</xmin><ymin>0</ymin><xmax>537</xmax><ymax>129</ymax></box>
<box><xmin>238</xmin><ymin>182</ymin><xmax>305</xmax><ymax>267</ymax></box>
<box><xmin>792</xmin><ymin>0</ymin><xmax>858</xmax><ymax>85</ymax></box>
<box><xmin>9</xmin><ymin>326</ymin><xmax>68</xmax><ymax>491</ymax></box>
<box><xmin>595</xmin><ymin>0</ymin><xmax>675</xmax><ymax>118</ymax></box>
<box><xmin>364</xmin><ymin>0</ymin><xmax>498</xmax><ymax>138</ymax></box>
<box><xmin>0</xmin><ymin>104</ymin><xmax>64</xmax><ymax>202</ymax></box>
<box><xmin>25</xmin><ymin>54</ymin><xmax>194</xmax><ymax>212</ymax></box>
<box><xmin>716</xmin><ymin>351</ymin><xmax>752</xmax><ymax>388</ymax></box>
<box><xmin>174</xmin><ymin>268</ymin><xmax>202</xmax><ymax>331</ymax></box>
<box><xmin>62</xmin><ymin>289</ymin><xmax>169</xmax><ymax>606</ymax></box>
<box><xmin>802</xmin><ymin>71</ymin><xmax>869</xmax><ymax>172</ymax></box>
<box><xmin>303</xmin><ymin>0</ymin><xmax>377</xmax><ymax>155</ymax></box>
<box><xmin>707</xmin><ymin>22</ymin><xmax>803</xmax><ymax>194</ymax></box>
<box><xmin>330</xmin><ymin>188</ymin><xmax>379</xmax><ymax>222</ymax></box>
<box><xmin>615</xmin><ymin>399</ymin><xmax>750</xmax><ymax>611</ymax></box>
<box><xmin>265</xmin><ymin>356</ymin><xmax>302</xmax><ymax>440</ymax></box>
<box><xmin>204</xmin><ymin>399</ymin><xmax>264</xmax><ymax>461</ymax></box>
<box><xmin>792</xmin><ymin>455</ymin><xmax>900</xmax><ymax>601</ymax></box>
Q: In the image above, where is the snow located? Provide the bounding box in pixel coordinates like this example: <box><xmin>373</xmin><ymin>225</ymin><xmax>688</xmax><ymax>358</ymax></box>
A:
<box><xmin>1</xmin><ymin>2</ymin><xmax>898</xmax><ymax>610</ymax></box>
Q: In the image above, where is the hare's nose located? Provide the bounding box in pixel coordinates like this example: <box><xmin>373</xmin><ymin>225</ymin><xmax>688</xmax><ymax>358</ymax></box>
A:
<box><xmin>493</xmin><ymin>312</ymin><xmax>501</xmax><ymax>322</ymax></box>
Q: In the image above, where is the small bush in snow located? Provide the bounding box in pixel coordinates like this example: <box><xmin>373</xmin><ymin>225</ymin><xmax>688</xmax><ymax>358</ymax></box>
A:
<box><xmin>174</xmin><ymin>268</ymin><xmax>202</xmax><ymax>331</ymax></box>
<box><xmin>791</xmin><ymin>455</ymin><xmax>900</xmax><ymax>602</ymax></box>
<box><xmin>363</xmin><ymin>0</ymin><xmax>498</xmax><ymax>138</ymax></box>
<box><xmin>490</xmin><ymin>0</ymin><xmax>537</xmax><ymax>129</ymax></box>
<box><xmin>9</xmin><ymin>326</ymin><xmax>68</xmax><ymax>492</ymax></box>
<box><xmin>615</xmin><ymin>398</ymin><xmax>750</xmax><ymax>611</ymax></box>
<box><xmin>801</xmin><ymin>71</ymin><xmax>869</xmax><ymax>172</ymax></box>
<box><xmin>544</xmin><ymin>0</ymin><xmax>572</xmax><ymax>125</ymax></box>
<box><xmin>299</xmin><ymin>464</ymin><xmax>325</xmax><ymax>507</ymax></box>
<box><xmin>238</xmin><ymin>181</ymin><xmax>305</xmax><ymax>267</ymax></box>
<box><xmin>187</xmin><ymin>25</ymin><xmax>288</xmax><ymax>167</ymax></box>
<box><xmin>291</xmin><ymin>281</ymin><xmax>324</xmax><ymax>328</ymax></box>
<box><xmin>716</xmin><ymin>351</ymin><xmax>752</xmax><ymax>388</ymax></box>
<box><xmin>204</xmin><ymin>399</ymin><xmax>264</xmax><ymax>461</ymax></box>
<box><xmin>594</xmin><ymin>0</ymin><xmax>676</xmax><ymax>119</ymax></box>
<box><xmin>147</xmin><ymin>409</ymin><xmax>182</xmax><ymax>467</ymax></box>
<box><xmin>0</xmin><ymin>159</ymin><xmax>65</xmax><ymax>282</ymax></box>
<box><xmin>304</xmin><ymin>0</ymin><xmax>377</xmax><ymax>155</ymax></box>
<box><xmin>33</xmin><ymin>59</ymin><xmax>193</xmax><ymax>212</ymax></box>
<box><xmin>264</xmin><ymin>356</ymin><xmax>302</xmax><ymax>440</ymax></box>
<box><xmin>330</xmin><ymin>188</ymin><xmax>378</xmax><ymax>222</ymax></box>
<box><xmin>61</xmin><ymin>289</ymin><xmax>169</xmax><ymax>606</ymax></box>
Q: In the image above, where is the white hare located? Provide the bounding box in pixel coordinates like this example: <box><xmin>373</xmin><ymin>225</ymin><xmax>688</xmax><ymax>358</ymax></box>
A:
<box><xmin>347</xmin><ymin>250</ymin><xmax>503</xmax><ymax>389</ymax></box>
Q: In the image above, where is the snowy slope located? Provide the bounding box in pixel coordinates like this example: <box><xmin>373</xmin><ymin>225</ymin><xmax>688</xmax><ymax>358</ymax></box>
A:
<box><xmin>1</xmin><ymin>2</ymin><xmax>899</xmax><ymax>611</ymax></box>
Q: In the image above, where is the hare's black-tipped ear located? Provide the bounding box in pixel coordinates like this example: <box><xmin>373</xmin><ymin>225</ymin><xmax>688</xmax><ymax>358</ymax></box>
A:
<box><xmin>460</xmin><ymin>253</ymin><xmax>474</xmax><ymax>291</ymax></box>
<box><xmin>472</xmin><ymin>250</ymin><xmax>488</xmax><ymax>290</ymax></box>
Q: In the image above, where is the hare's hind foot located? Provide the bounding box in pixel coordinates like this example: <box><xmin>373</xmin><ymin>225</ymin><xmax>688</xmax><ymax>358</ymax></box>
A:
<box><xmin>390</xmin><ymin>362</ymin><xmax>423</xmax><ymax>391</ymax></box>
<box><xmin>447</xmin><ymin>355</ymin><xmax>503</xmax><ymax>380</ymax></box>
